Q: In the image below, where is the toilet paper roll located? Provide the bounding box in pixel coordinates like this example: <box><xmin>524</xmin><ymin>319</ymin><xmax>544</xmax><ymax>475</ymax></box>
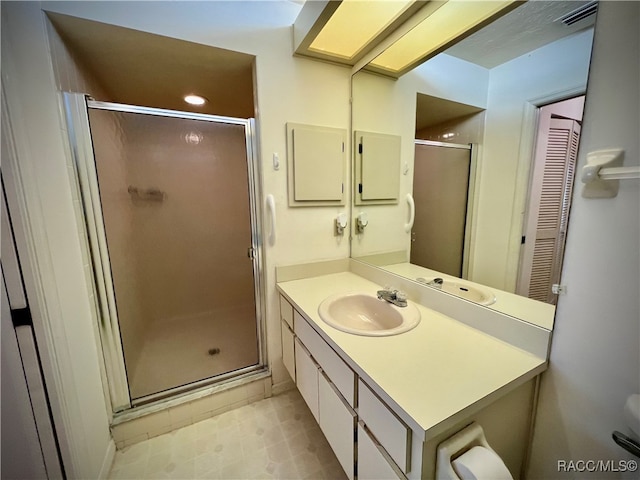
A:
<box><xmin>452</xmin><ymin>446</ymin><xmax>514</xmax><ymax>480</ymax></box>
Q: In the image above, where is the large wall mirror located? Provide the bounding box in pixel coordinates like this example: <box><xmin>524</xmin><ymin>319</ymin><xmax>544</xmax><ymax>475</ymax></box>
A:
<box><xmin>350</xmin><ymin>1</ymin><xmax>598</xmax><ymax>329</ymax></box>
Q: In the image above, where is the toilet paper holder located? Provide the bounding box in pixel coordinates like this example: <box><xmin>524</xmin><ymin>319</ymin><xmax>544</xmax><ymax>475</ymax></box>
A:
<box><xmin>436</xmin><ymin>422</ymin><xmax>513</xmax><ymax>480</ymax></box>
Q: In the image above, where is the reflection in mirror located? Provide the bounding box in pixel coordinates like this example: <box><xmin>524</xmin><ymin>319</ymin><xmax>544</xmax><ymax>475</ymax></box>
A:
<box><xmin>351</xmin><ymin>1</ymin><xmax>597</xmax><ymax>329</ymax></box>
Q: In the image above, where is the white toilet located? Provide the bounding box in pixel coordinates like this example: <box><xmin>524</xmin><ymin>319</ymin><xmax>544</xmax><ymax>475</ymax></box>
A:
<box><xmin>436</xmin><ymin>422</ymin><xmax>514</xmax><ymax>480</ymax></box>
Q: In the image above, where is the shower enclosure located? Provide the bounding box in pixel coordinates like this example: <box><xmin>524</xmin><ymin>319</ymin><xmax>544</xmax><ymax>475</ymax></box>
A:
<box><xmin>65</xmin><ymin>94</ymin><xmax>265</xmax><ymax>410</ymax></box>
<box><xmin>411</xmin><ymin>140</ymin><xmax>475</xmax><ymax>278</ymax></box>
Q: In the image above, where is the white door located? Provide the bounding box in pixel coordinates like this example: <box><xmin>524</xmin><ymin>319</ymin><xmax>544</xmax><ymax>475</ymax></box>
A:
<box><xmin>1</xmin><ymin>180</ymin><xmax>64</xmax><ymax>479</ymax></box>
<box><xmin>518</xmin><ymin>96</ymin><xmax>584</xmax><ymax>303</ymax></box>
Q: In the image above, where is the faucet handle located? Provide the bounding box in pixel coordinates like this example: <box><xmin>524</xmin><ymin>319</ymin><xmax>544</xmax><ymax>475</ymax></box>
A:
<box><xmin>395</xmin><ymin>291</ymin><xmax>407</xmax><ymax>302</ymax></box>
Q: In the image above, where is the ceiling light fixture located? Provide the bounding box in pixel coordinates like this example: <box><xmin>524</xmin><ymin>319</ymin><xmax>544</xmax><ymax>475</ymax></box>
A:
<box><xmin>367</xmin><ymin>0</ymin><xmax>519</xmax><ymax>77</ymax></box>
<box><xmin>293</xmin><ymin>0</ymin><xmax>424</xmax><ymax>65</ymax></box>
<box><xmin>309</xmin><ymin>0</ymin><xmax>415</xmax><ymax>59</ymax></box>
<box><xmin>184</xmin><ymin>94</ymin><xmax>207</xmax><ymax>106</ymax></box>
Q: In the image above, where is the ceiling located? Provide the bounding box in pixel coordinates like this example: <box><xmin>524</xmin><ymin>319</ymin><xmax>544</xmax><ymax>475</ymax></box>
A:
<box><xmin>47</xmin><ymin>2</ymin><xmax>597</xmax><ymax>121</ymax></box>
<box><xmin>47</xmin><ymin>12</ymin><xmax>256</xmax><ymax>118</ymax></box>
<box><xmin>445</xmin><ymin>1</ymin><xmax>597</xmax><ymax>69</ymax></box>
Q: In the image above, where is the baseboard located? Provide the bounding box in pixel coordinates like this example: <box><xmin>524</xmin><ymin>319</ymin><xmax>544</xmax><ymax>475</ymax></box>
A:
<box><xmin>98</xmin><ymin>439</ymin><xmax>116</xmax><ymax>479</ymax></box>
<box><xmin>272</xmin><ymin>379</ymin><xmax>295</xmax><ymax>396</ymax></box>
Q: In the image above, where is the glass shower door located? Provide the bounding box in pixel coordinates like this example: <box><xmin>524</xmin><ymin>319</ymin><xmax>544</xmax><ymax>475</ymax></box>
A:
<box><xmin>411</xmin><ymin>141</ymin><xmax>472</xmax><ymax>277</ymax></box>
<box><xmin>86</xmin><ymin>104</ymin><xmax>261</xmax><ymax>403</ymax></box>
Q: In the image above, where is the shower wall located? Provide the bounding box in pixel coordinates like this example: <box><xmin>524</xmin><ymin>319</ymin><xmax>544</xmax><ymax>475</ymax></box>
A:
<box><xmin>120</xmin><ymin>115</ymin><xmax>254</xmax><ymax>322</ymax></box>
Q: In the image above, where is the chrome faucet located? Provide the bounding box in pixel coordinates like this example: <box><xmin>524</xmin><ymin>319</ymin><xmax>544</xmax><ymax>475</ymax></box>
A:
<box><xmin>376</xmin><ymin>288</ymin><xmax>408</xmax><ymax>307</ymax></box>
<box><xmin>416</xmin><ymin>277</ymin><xmax>444</xmax><ymax>289</ymax></box>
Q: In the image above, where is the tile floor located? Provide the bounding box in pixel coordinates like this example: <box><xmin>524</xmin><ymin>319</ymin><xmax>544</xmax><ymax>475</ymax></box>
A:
<box><xmin>108</xmin><ymin>389</ymin><xmax>347</xmax><ymax>479</ymax></box>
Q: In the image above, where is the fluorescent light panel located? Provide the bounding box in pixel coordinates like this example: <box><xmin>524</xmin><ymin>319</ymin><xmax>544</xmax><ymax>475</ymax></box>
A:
<box><xmin>370</xmin><ymin>0</ymin><xmax>517</xmax><ymax>73</ymax></box>
<box><xmin>309</xmin><ymin>0</ymin><xmax>416</xmax><ymax>60</ymax></box>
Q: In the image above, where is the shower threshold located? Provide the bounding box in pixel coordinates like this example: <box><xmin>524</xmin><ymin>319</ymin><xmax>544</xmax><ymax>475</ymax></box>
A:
<box><xmin>113</xmin><ymin>367</ymin><xmax>271</xmax><ymax>422</ymax></box>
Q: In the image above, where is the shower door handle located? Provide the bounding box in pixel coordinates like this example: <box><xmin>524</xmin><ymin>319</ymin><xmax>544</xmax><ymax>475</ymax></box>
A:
<box><xmin>247</xmin><ymin>247</ymin><xmax>256</xmax><ymax>259</ymax></box>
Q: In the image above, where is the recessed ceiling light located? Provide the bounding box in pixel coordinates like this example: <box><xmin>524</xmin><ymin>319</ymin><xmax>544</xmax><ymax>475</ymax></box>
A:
<box><xmin>184</xmin><ymin>94</ymin><xmax>207</xmax><ymax>106</ymax></box>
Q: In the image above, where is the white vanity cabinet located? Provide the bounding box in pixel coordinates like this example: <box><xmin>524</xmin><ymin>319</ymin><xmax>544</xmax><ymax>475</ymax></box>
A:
<box><xmin>357</xmin><ymin>423</ymin><xmax>406</xmax><ymax>480</ymax></box>
<box><xmin>294</xmin><ymin>310</ymin><xmax>355</xmax><ymax>406</ymax></box>
<box><xmin>279</xmin><ymin>294</ymin><xmax>407</xmax><ymax>480</ymax></box>
<box><xmin>277</xmin><ymin>271</ymin><xmax>544</xmax><ymax>480</ymax></box>
<box><xmin>294</xmin><ymin>338</ymin><xmax>319</xmax><ymax>421</ymax></box>
<box><xmin>280</xmin><ymin>296</ymin><xmax>356</xmax><ymax>479</ymax></box>
<box><xmin>280</xmin><ymin>296</ymin><xmax>296</xmax><ymax>381</ymax></box>
<box><xmin>358</xmin><ymin>379</ymin><xmax>411</xmax><ymax>473</ymax></box>
<box><xmin>318</xmin><ymin>371</ymin><xmax>356</xmax><ymax>479</ymax></box>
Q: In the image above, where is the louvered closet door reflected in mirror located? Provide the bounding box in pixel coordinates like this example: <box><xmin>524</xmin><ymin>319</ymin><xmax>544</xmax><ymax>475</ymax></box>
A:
<box><xmin>518</xmin><ymin>96</ymin><xmax>584</xmax><ymax>304</ymax></box>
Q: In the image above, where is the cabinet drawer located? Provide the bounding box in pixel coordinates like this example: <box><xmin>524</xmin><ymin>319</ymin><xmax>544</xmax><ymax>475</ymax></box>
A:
<box><xmin>281</xmin><ymin>321</ymin><xmax>295</xmax><ymax>382</ymax></box>
<box><xmin>295</xmin><ymin>311</ymin><xmax>355</xmax><ymax>406</ymax></box>
<box><xmin>358</xmin><ymin>379</ymin><xmax>411</xmax><ymax>473</ymax></box>
<box><xmin>280</xmin><ymin>295</ymin><xmax>294</xmax><ymax>329</ymax></box>
<box><xmin>357</xmin><ymin>423</ymin><xmax>405</xmax><ymax>480</ymax></box>
<box><xmin>295</xmin><ymin>338</ymin><xmax>319</xmax><ymax>422</ymax></box>
<box><xmin>319</xmin><ymin>372</ymin><xmax>355</xmax><ymax>480</ymax></box>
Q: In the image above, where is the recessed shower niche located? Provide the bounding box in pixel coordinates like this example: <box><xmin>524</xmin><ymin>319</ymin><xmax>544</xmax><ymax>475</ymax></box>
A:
<box><xmin>49</xmin><ymin>13</ymin><xmax>266</xmax><ymax>409</ymax></box>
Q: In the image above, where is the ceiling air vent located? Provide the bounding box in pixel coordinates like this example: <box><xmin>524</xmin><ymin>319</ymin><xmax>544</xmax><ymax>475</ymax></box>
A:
<box><xmin>556</xmin><ymin>1</ymin><xmax>598</xmax><ymax>26</ymax></box>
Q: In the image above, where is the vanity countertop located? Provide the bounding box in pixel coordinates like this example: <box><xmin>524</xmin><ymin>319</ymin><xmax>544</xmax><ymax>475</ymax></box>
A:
<box><xmin>277</xmin><ymin>271</ymin><xmax>547</xmax><ymax>442</ymax></box>
<box><xmin>379</xmin><ymin>262</ymin><xmax>556</xmax><ymax>330</ymax></box>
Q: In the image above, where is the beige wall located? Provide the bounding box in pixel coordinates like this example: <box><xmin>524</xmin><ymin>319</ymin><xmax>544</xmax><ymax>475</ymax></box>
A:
<box><xmin>528</xmin><ymin>2</ymin><xmax>640</xmax><ymax>477</ymax></box>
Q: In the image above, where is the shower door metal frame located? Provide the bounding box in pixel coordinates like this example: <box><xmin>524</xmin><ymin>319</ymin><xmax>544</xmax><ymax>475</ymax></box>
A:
<box><xmin>64</xmin><ymin>93</ymin><xmax>267</xmax><ymax>411</ymax></box>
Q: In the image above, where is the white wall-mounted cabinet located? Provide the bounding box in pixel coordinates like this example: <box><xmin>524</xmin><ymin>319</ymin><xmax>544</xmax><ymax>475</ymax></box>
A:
<box><xmin>286</xmin><ymin>123</ymin><xmax>346</xmax><ymax>207</ymax></box>
<box><xmin>354</xmin><ymin>131</ymin><xmax>401</xmax><ymax>205</ymax></box>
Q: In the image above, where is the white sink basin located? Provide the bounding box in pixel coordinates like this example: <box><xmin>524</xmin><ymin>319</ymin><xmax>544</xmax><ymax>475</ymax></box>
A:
<box><xmin>318</xmin><ymin>292</ymin><xmax>421</xmax><ymax>336</ymax></box>
<box><xmin>417</xmin><ymin>277</ymin><xmax>496</xmax><ymax>306</ymax></box>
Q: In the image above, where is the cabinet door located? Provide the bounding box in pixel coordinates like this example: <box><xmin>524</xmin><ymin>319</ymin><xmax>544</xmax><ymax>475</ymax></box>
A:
<box><xmin>295</xmin><ymin>338</ymin><xmax>319</xmax><ymax>421</ymax></box>
<box><xmin>358</xmin><ymin>380</ymin><xmax>411</xmax><ymax>472</ymax></box>
<box><xmin>357</xmin><ymin>423</ymin><xmax>405</xmax><ymax>480</ymax></box>
<box><xmin>319</xmin><ymin>372</ymin><xmax>355</xmax><ymax>480</ymax></box>
<box><xmin>281</xmin><ymin>321</ymin><xmax>295</xmax><ymax>381</ymax></box>
<box><xmin>286</xmin><ymin>123</ymin><xmax>346</xmax><ymax>206</ymax></box>
<box><xmin>295</xmin><ymin>311</ymin><xmax>355</xmax><ymax>406</ymax></box>
<box><xmin>280</xmin><ymin>295</ymin><xmax>294</xmax><ymax>329</ymax></box>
